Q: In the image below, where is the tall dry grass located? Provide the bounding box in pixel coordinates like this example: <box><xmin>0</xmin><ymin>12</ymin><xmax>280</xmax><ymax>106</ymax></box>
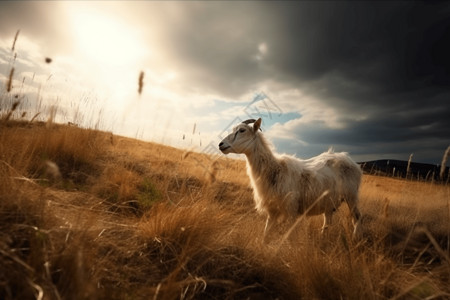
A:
<box><xmin>11</xmin><ymin>30</ymin><xmax>20</xmax><ymax>52</ymax></box>
<box><xmin>441</xmin><ymin>146</ymin><xmax>450</xmax><ymax>180</ymax></box>
<box><xmin>138</xmin><ymin>71</ymin><xmax>144</xmax><ymax>95</ymax></box>
<box><xmin>0</xmin><ymin>122</ymin><xmax>104</xmax><ymax>186</ymax></box>
<box><xmin>1</xmin><ymin>118</ymin><xmax>449</xmax><ymax>299</ymax></box>
<box><xmin>6</xmin><ymin>67</ymin><xmax>14</xmax><ymax>93</ymax></box>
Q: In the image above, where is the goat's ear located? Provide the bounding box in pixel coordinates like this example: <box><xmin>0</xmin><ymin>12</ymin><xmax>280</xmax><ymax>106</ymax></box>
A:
<box><xmin>253</xmin><ymin>118</ymin><xmax>262</xmax><ymax>132</ymax></box>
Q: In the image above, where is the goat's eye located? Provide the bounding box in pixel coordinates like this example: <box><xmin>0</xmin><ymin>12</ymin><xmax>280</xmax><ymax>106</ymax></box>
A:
<box><xmin>239</xmin><ymin>128</ymin><xmax>246</xmax><ymax>133</ymax></box>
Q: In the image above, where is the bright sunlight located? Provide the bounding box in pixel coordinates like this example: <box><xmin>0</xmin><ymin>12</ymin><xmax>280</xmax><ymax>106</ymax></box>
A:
<box><xmin>67</xmin><ymin>5</ymin><xmax>146</xmax><ymax>68</ymax></box>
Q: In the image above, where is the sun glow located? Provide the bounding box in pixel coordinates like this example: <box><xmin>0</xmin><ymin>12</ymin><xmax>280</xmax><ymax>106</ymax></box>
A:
<box><xmin>60</xmin><ymin>3</ymin><xmax>151</xmax><ymax>115</ymax></box>
<box><xmin>67</xmin><ymin>6</ymin><xmax>146</xmax><ymax>68</ymax></box>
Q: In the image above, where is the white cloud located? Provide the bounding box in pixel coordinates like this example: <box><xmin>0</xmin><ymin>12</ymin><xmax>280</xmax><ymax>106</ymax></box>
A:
<box><xmin>255</xmin><ymin>42</ymin><xmax>268</xmax><ymax>61</ymax></box>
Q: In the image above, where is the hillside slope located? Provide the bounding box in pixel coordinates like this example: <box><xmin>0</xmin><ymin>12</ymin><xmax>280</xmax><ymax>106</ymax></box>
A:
<box><xmin>1</xmin><ymin>121</ymin><xmax>449</xmax><ymax>299</ymax></box>
<box><xmin>360</xmin><ymin>159</ymin><xmax>448</xmax><ymax>182</ymax></box>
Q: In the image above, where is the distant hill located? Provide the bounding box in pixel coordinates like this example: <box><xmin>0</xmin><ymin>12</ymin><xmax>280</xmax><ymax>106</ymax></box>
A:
<box><xmin>359</xmin><ymin>159</ymin><xmax>449</xmax><ymax>182</ymax></box>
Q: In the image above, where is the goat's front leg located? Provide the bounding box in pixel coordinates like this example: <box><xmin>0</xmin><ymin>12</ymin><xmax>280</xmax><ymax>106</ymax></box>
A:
<box><xmin>321</xmin><ymin>210</ymin><xmax>333</xmax><ymax>234</ymax></box>
<box><xmin>263</xmin><ymin>216</ymin><xmax>274</xmax><ymax>243</ymax></box>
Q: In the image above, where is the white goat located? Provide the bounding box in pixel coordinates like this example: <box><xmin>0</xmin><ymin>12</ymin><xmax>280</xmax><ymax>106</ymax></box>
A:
<box><xmin>218</xmin><ymin>118</ymin><xmax>363</xmax><ymax>240</ymax></box>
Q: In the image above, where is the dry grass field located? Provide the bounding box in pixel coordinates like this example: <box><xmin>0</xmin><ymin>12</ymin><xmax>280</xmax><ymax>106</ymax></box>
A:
<box><xmin>0</xmin><ymin>120</ymin><xmax>449</xmax><ymax>299</ymax></box>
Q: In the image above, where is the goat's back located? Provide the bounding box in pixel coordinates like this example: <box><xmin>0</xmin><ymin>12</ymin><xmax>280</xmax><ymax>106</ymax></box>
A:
<box><xmin>280</xmin><ymin>150</ymin><xmax>361</xmax><ymax>196</ymax></box>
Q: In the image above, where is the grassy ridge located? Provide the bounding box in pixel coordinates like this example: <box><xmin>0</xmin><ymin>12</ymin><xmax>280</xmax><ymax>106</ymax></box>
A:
<box><xmin>0</xmin><ymin>121</ymin><xmax>449</xmax><ymax>299</ymax></box>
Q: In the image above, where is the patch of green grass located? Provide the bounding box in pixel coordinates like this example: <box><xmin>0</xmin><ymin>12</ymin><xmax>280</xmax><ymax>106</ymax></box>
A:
<box><xmin>136</xmin><ymin>178</ymin><xmax>162</xmax><ymax>210</ymax></box>
<box><xmin>410</xmin><ymin>281</ymin><xmax>438</xmax><ymax>299</ymax></box>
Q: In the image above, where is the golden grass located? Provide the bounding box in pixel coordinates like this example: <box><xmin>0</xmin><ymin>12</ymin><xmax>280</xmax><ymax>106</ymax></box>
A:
<box><xmin>441</xmin><ymin>146</ymin><xmax>450</xmax><ymax>180</ymax></box>
<box><xmin>11</xmin><ymin>30</ymin><xmax>20</xmax><ymax>52</ymax></box>
<box><xmin>0</xmin><ymin>120</ymin><xmax>449</xmax><ymax>299</ymax></box>
<box><xmin>138</xmin><ymin>71</ymin><xmax>144</xmax><ymax>95</ymax></box>
<box><xmin>6</xmin><ymin>68</ymin><xmax>14</xmax><ymax>93</ymax></box>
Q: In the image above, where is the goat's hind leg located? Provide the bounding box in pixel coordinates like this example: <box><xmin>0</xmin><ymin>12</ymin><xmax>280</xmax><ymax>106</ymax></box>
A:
<box><xmin>346</xmin><ymin>197</ymin><xmax>363</xmax><ymax>239</ymax></box>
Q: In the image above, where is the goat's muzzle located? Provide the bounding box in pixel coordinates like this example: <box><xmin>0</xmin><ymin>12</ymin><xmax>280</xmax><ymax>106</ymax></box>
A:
<box><xmin>218</xmin><ymin>142</ymin><xmax>231</xmax><ymax>153</ymax></box>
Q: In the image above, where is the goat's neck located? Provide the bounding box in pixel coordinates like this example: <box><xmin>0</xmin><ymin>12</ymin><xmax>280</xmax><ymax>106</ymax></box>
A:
<box><xmin>244</xmin><ymin>136</ymin><xmax>278</xmax><ymax>176</ymax></box>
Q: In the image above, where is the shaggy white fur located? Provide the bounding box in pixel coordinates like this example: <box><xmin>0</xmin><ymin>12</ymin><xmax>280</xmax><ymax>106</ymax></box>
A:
<box><xmin>219</xmin><ymin>118</ymin><xmax>363</xmax><ymax>240</ymax></box>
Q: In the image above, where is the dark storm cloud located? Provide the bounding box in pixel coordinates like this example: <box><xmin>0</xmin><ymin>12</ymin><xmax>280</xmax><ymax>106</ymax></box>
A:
<box><xmin>0</xmin><ymin>2</ymin><xmax>69</xmax><ymax>54</ymax></box>
<box><xmin>244</xmin><ymin>1</ymin><xmax>450</xmax><ymax>163</ymax></box>
<box><xmin>256</xmin><ymin>0</ymin><xmax>450</xmax><ymax>143</ymax></box>
<box><xmin>263</xmin><ymin>2</ymin><xmax>450</xmax><ymax>91</ymax></box>
<box><xmin>158</xmin><ymin>2</ymin><xmax>449</xmax><ymax>111</ymax></box>
<box><xmin>138</xmin><ymin>0</ymin><xmax>447</xmax><ymax>164</ymax></box>
<box><xmin>150</xmin><ymin>2</ymin><xmax>272</xmax><ymax>97</ymax></box>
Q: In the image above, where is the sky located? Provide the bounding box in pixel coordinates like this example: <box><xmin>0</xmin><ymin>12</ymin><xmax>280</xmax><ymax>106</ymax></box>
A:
<box><xmin>0</xmin><ymin>1</ymin><xmax>449</xmax><ymax>165</ymax></box>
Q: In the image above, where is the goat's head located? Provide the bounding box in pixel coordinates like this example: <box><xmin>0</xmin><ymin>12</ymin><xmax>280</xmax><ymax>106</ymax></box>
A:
<box><xmin>218</xmin><ymin>118</ymin><xmax>262</xmax><ymax>155</ymax></box>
